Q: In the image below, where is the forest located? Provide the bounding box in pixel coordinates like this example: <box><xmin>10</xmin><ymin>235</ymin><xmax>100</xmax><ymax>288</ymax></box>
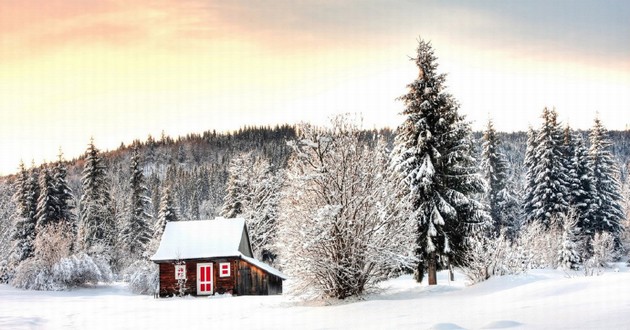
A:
<box><xmin>1</xmin><ymin>40</ymin><xmax>629</xmax><ymax>299</ymax></box>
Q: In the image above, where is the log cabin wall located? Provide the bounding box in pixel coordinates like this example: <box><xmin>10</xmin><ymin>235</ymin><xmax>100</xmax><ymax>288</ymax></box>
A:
<box><xmin>157</xmin><ymin>257</ymin><xmax>282</xmax><ymax>297</ymax></box>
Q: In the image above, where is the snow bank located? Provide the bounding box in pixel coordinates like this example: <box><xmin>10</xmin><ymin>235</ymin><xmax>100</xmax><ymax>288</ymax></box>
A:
<box><xmin>1</xmin><ymin>266</ymin><xmax>630</xmax><ymax>329</ymax></box>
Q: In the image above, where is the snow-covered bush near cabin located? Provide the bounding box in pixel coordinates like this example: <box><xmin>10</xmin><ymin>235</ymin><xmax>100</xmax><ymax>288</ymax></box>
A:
<box><xmin>126</xmin><ymin>259</ymin><xmax>159</xmax><ymax>295</ymax></box>
<box><xmin>11</xmin><ymin>223</ymin><xmax>112</xmax><ymax>290</ymax></box>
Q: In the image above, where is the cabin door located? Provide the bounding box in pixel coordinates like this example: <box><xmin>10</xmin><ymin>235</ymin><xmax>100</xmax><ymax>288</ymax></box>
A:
<box><xmin>197</xmin><ymin>263</ymin><xmax>213</xmax><ymax>295</ymax></box>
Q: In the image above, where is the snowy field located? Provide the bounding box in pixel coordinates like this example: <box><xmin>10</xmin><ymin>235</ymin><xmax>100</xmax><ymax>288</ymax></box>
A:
<box><xmin>2</xmin><ymin>265</ymin><xmax>629</xmax><ymax>330</ymax></box>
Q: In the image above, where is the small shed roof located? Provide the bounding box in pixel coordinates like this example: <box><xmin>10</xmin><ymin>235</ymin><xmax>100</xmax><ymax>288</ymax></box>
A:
<box><xmin>151</xmin><ymin>217</ymin><xmax>250</xmax><ymax>262</ymax></box>
<box><xmin>241</xmin><ymin>255</ymin><xmax>287</xmax><ymax>280</ymax></box>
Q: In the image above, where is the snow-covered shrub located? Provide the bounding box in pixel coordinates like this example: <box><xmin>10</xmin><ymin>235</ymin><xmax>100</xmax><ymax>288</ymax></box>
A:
<box><xmin>279</xmin><ymin>118</ymin><xmax>415</xmax><ymax>299</ymax></box>
<box><xmin>126</xmin><ymin>260</ymin><xmax>159</xmax><ymax>295</ymax></box>
<box><xmin>11</xmin><ymin>223</ymin><xmax>112</xmax><ymax>290</ymax></box>
<box><xmin>584</xmin><ymin>232</ymin><xmax>616</xmax><ymax>276</ymax></box>
<box><xmin>52</xmin><ymin>253</ymin><xmax>105</xmax><ymax>287</ymax></box>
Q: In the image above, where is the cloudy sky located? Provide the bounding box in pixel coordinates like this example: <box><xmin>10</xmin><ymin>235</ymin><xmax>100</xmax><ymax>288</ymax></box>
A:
<box><xmin>1</xmin><ymin>0</ymin><xmax>629</xmax><ymax>175</ymax></box>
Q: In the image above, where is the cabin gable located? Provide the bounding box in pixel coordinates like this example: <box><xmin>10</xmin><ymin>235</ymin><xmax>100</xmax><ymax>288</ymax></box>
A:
<box><xmin>238</xmin><ymin>226</ymin><xmax>254</xmax><ymax>258</ymax></box>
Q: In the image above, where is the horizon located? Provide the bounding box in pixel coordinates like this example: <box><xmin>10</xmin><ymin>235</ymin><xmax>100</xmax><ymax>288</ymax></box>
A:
<box><xmin>2</xmin><ymin>0</ymin><xmax>629</xmax><ymax>175</ymax></box>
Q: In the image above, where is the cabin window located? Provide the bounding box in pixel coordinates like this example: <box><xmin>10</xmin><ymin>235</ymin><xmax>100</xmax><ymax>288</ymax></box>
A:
<box><xmin>219</xmin><ymin>262</ymin><xmax>231</xmax><ymax>277</ymax></box>
<box><xmin>174</xmin><ymin>264</ymin><xmax>186</xmax><ymax>280</ymax></box>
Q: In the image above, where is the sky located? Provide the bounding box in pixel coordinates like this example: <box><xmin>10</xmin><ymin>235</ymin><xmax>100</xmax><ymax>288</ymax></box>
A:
<box><xmin>1</xmin><ymin>0</ymin><xmax>629</xmax><ymax>175</ymax></box>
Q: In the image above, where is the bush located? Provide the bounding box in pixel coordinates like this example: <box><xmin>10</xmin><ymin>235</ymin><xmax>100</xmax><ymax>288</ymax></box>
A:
<box><xmin>123</xmin><ymin>259</ymin><xmax>159</xmax><ymax>295</ymax></box>
<box><xmin>10</xmin><ymin>223</ymin><xmax>113</xmax><ymax>291</ymax></box>
<box><xmin>11</xmin><ymin>252</ymin><xmax>112</xmax><ymax>291</ymax></box>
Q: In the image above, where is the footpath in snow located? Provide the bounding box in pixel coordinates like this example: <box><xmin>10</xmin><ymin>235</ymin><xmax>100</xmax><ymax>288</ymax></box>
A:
<box><xmin>1</xmin><ymin>265</ymin><xmax>629</xmax><ymax>329</ymax></box>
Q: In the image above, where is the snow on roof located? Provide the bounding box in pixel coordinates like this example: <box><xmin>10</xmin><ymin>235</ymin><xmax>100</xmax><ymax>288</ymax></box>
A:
<box><xmin>241</xmin><ymin>255</ymin><xmax>287</xmax><ymax>280</ymax></box>
<box><xmin>151</xmin><ymin>218</ymin><xmax>247</xmax><ymax>261</ymax></box>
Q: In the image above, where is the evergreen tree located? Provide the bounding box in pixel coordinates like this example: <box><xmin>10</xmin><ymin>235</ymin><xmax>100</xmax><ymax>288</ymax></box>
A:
<box><xmin>119</xmin><ymin>147</ymin><xmax>153</xmax><ymax>260</ymax></box>
<box><xmin>565</xmin><ymin>131</ymin><xmax>597</xmax><ymax>235</ymax></box>
<box><xmin>10</xmin><ymin>162</ymin><xmax>36</xmax><ymax>264</ymax></box>
<box><xmin>527</xmin><ymin>108</ymin><xmax>570</xmax><ymax>229</ymax></box>
<box><xmin>157</xmin><ymin>186</ymin><xmax>179</xmax><ymax>228</ymax></box>
<box><xmin>52</xmin><ymin>151</ymin><xmax>75</xmax><ymax>230</ymax></box>
<box><xmin>588</xmin><ymin>118</ymin><xmax>625</xmax><ymax>245</ymax></box>
<box><xmin>558</xmin><ymin>210</ymin><xmax>582</xmax><ymax>270</ymax></box>
<box><xmin>78</xmin><ymin>139</ymin><xmax>115</xmax><ymax>254</ymax></box>
<box><xmin>35</xmin><ymin>166</ymin><xmax>58</xmax><ymax>231</ymax></box>
<box><xmin>220</xmin><ymin>154</ymin><xmax>249</xmax><ymax>218</ymax></box>
<box><xmin>523</xmin><ymin>127</ymin><xmax>539</xmax><ymax>219</ymax></box>
<box><xmin>390</xmin><ymin>39</ymin><xmax>488</xmax><ymax>285</ymax></box>
<box><xmin>481</xmin><ymin>119</ymin><xmax>519</xmax><ymax>239</ymax></box>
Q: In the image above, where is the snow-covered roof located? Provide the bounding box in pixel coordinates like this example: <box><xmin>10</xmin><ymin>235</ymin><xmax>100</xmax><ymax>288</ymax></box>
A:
<box><xmin>151</xmin><ymin>218</ymin><xmax>249</xmax><ymax>261</ymax></box>
<box><xmin>241</xmin><ymin>255</ymin><xmax>287</xmax><ymax>280</ymax></box>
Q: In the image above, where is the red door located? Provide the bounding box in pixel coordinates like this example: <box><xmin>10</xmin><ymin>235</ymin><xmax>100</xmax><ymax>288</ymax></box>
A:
<box><xmin>197</xmin><ymin>263</ymin><xmax>213</xmax><ymax>295</ymax></box>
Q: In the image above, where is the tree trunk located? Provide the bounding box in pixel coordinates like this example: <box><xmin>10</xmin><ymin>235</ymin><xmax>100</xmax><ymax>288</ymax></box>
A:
<box><xmin>428</xmin><ymin>252</ymin><xmax>437</xmax><ymax>285</ymax></box>
<box><xmin>414</xmin><ymin>261</ymin><xmax>425</xmax><ymax>283</ymax></box>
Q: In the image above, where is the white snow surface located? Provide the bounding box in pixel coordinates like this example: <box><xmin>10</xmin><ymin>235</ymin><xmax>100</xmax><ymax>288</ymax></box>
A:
<box><xmin>2</xmin><ymin>265</ymin><xmax>630</xmax><ymax>329</ymax></box>
<box><xmin>151</xmin><ymin>218</ymin><xmax>247</xmax><ymax>261</ymax></box>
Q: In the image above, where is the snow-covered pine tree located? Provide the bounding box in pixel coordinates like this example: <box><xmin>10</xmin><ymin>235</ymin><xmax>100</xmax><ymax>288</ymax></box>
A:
<box><xmin>221</xmin><ymin>152</ymin><xmax>282</xmax><ymax>263</ymax></box>
<box><xmin>523</xmin><ymin>127</ymin><xmax>539</xmax><ymax>219</ymax></box>
<box><xmin>558</xmin><ymin>210</ymin><xmax>582</xmax><ymax>270</ymax></box>
<box><xmin>9</xmin><ymin>162</ymin><xmax>36</xmax><ymax>265</ymax></box>
<box><xmin>527</xmin><ymin>108</ymin><xmax>570</xmax><ymax>229</ymax></box>
<box><xmin>25</xmin><ymin>163</ymin><xmax>40</xmax><ymax>227</ymax></box>
<box><xmin>78</xmin><ymin>139</ymin><xmax>115</xmax><ymax>256</ymax></box>
<box><xmin>565</xmin><ymin>130</ymin><xmax>597</xmax><ymax>236</ymax></box>
<box><xmin>481</xmin><ymin>119</ymin><xmax>520</xmax><ymax>239</ymax></box>
<box><xmin>147</xmin><ymin>186</ymin><xmax>179</xmax><ymax>255</ymax></box>
<box><xmin>390</xmin><ymin>39</ymin><xmax>488</xmax><ymax>285</ymax></box>
<box><xmin>52</xmin><ymin>151</ymin><xmax>75</xmax><ymax>232</ymax></box>
<box><xmin>119</xmin><ymin>147</ymin><xmax>153</xmax><ymax>261</ymax></box>
<box><xmin>220</xmin><ymin>154</ymin><xmax>249</xmax><ymax>219</ymax></box>
<box><xmin>280</xmin><ymin>117</ymin><xmax>414</xmax><ymax>299</ymax></box>
<box><xmin>588</xmin><ymin>118</ymin><xmax>625</xmax><ymax>246</ymax></box>
<box><xmin>35</xmin><ymin>165</ymin><xmax>59</xmax><ymax>232</ymax></box>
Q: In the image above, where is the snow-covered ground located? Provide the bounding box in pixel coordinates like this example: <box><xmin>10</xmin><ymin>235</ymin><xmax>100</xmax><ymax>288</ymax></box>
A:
<box><xmin>1</xmin><ymin>265</ymin><xmax>629</xmax><ymax>330</ymax></box>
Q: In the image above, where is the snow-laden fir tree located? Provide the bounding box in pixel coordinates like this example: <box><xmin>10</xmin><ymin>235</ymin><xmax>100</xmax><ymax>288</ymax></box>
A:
<box><xmin>78</xmin><ymin>139</ymin><xmax>115</xmax><ymax>256</ymax></box>
<box><xmin>527</xmin><ymin>108</ymin><xmax>570</xmax><ymax>229</ymax></box>
<box><xmin>558</xmin><ymin>210</ymin><xmax>582</xmax><ymax>270</ymax></box>
<box><xmin>280</xmin><ymin>117</ymin><xmax>414</xmax><ymax>299</ymax></box>
<box><xmin>35</xmin><ymin>166</ymin><xmax>58</xmax><ymax>232</ymax></box>
<box><xmin>221</xmin><ymin>152</ymin><xmax>282</xmax><ymax>263</ymax></box>
<box><xmin>220</xmin><ymin>154</ymin><xmax>249</xmax><ymax>219</ymax></box>
<box><xmin>481</xmin><ymin>119</ymin><xmax>520</xmax><ymax>239</ymax></box>
<box><xmin>146</xmin><ymin>185</ymin><xmax>179</xmax><ymax>256</ymax></box>
<box><xmin>52</xmin><ymin>151</ymin><xmax>75</xmax><ymax>231</ymax></box>
<box><xmin>119</xmin><ymin>147</ymin><xmax>153</xmax><ymax>261</ymax></box>
<box><xmin>588</xmin><ymin>118</ymin><xmax>625</xmax><ymax>246</ymax></box>
<box><xmin>9</xmin><ymin>162</ymin><xmax>36</xmax><ymax>265</ymax></box>
<box><xmin>564</xmin><ymin>130</ymin><xmax>597</xmax><ymax>236</ymax></box>
<box><xmin>523</xmin><ymin>126</ymin><xmax>539</xmax><ymax>218</ymax></box>
<box><xmin>390</xmin><ymin>39</ymin><xmax>488</xmax><ymax>285</ymax></box>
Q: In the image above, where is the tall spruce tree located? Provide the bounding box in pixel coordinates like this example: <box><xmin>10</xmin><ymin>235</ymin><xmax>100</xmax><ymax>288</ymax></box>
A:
<box><xmin>119</xmin><ymin>147</ymin><xmax>153</xmax><ymax>260</ymax></box>
<box><xmin>35</xmin><ymin>166</ymin><xmax>58</xmax><ymax>232</ymax></box>
<box><xmin>565</xmin><ymin>130</ymin><xmax>597</xmax><ymax>235</ymax></box>
<box><xmin>588</xmin><ymin>118</ymin><xmax>625</xmax><ymax>244</ymax></box>
<box><xmin>481</xmin><ymin>119</ymin><xmax>519</xmax><ymax>238</ymax></box>
<box><xmin>52</xmin><ymin>151</ymin><xmax>75</xmax><ymax>230</ymax></box>
<box><xmin>523</xmin><ymin>126</ymin><xmax>539</xmax><ymax>219</ymax></box>
<box><xmin>10</xmin><ymin>161</ymin><xmax>36</xmax><ymax>264</ymax></box>
<box><xmin>78</xmin><ymin>139</ymin><xmax>115</xmax><ymax>255</ymax></box>
<box><xmin>390</xmin><ymin>39</ymin><xmax>488</xmax><ymax>285</ymax></box>
<box><xmin>527</xmin><ymin>108</ymin><xmax>570</xmax><ymax>229</ymax></box>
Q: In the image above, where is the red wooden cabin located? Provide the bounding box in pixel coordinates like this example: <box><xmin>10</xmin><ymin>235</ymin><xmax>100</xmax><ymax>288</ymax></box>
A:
<box><xmin>151</xmin><ymin>218</ymin><xmax>285</xmax><ymax>297</ymax></box>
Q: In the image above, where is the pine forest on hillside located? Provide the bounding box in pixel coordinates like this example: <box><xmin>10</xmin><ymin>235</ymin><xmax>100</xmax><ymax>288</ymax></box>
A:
<box><xmin>1</xmin><ymin>40</ymin><xmax>630</xmax><ymax>298</ymax></box>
